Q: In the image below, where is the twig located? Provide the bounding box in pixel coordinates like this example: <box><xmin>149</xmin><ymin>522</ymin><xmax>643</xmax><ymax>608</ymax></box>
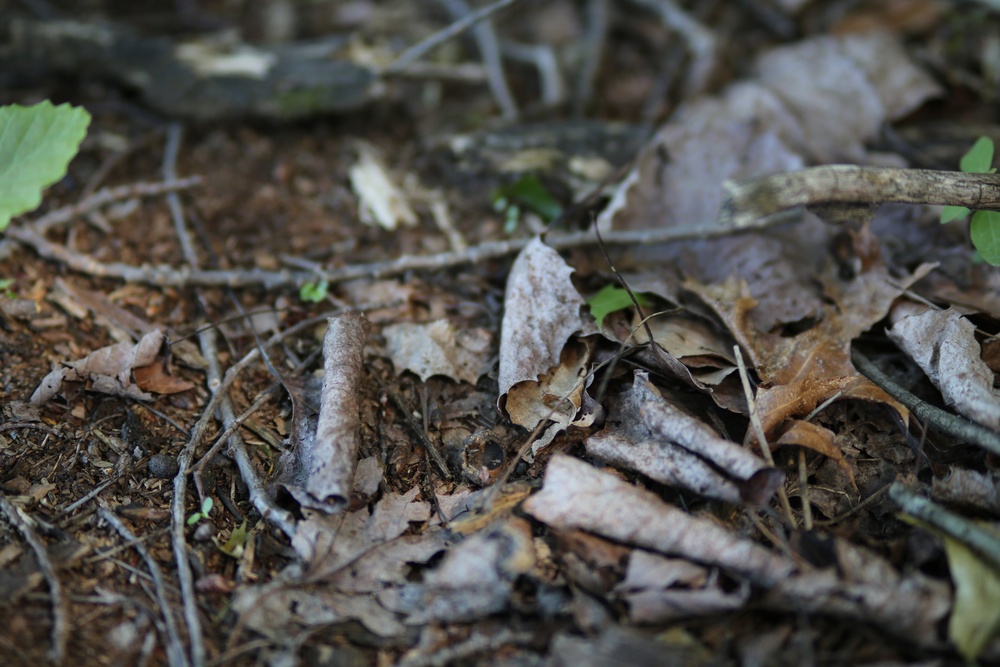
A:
<box><xmin>162</xmin><ymin>125</ymin><xmax>207</xmax><ymax>667</ymax></box>
<box><xmin>572</xmin><ymin>0</ymin><xmax>609</xmax><ymax>116</ymax></box>
<box><xmin>439</xmin><ymin>0</ymin><xmax>518</xmax><ymax>120</ymax></box>
<box><xmin>0</xmin><ymin>496</ymin><xmax>68</xmax><ymax>664</ymax></box>
<box><xmin>32</xmin><ymin>178</ymin><xmax>203</xmax><ymax>234</ymax></box>
<box><xmin>852</xmin><ymin>349</ymin><xmax>1000</xmax><ymax>457</ymax></box>
<box><xmin>57</xmin><ymin>479</ymin><xmax>114</xmax><ymax>516</ymax></box>
<box><xmin>98</xmin><ymin>508</ymin><xmax>189</xmax><ymax>667</ymax></box>
<box><xmin>374</xmin><ymin>372</ymin><xmax>452</xmax><ymax>482</ymax></box>
<box><xmin>734</xmin><ymin>346</ymin><xmax>795</xmax><ymax>523</ymax></box>
<box><xmin>384</xmin><ymin>0</ymin><xmax>521</xmax><ymax>74</ymax></box>
<box><xmin>721</xmin><ymin>165</ymin><xmax>1000</xmax><ymax>228</ymax></box>
<box><xmin>890</xmin><ymin>482</ymin><xmax>1000</xmax><ymax>572</ymax></box>
<box><xmin>7</xmin><ymin>222</ymin><xmax>776</xmax><ymax>289</ymax></box>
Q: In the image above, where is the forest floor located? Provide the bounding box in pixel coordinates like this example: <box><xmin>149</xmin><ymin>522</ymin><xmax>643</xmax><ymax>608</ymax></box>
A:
<box><xmin>3</xmin><ymin>1</ymin><xmax>1000</xmax><ymax>666</ymax></box>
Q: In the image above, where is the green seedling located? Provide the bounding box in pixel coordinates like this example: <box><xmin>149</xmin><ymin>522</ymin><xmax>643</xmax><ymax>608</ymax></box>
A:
<box><xmin>940</xmin><ymin>136</ymin><xmax>1000</xmax><ymax>265</ymax></box>
<box><xmin>187</xmin><ymin>497</ymin><xmax>214</xmax><ymax>526</ymax></box>
<box><xmin>0</xmin><ymin>278</ymin><xmax>14</xmax><ymax>298</ymax></box>
<box><xmin>213</xmin><ymin>519</ymin><xmax>249</xmax><ymax>558</ymax></box>
<box><xmin>492</xmin><ymin>174</ymin><xmax>563</xmax><ymax>233</ymax></box>
<box><xmin>0</xmin><ymin>101</ymin><xmax>90</xmax><ymax>231</ymax></box>
<box><xmin>299</xmin><ymin>279</ymin><xmax>329</xmax><ymax>303</ymax></box>
<box><xmin>587</xmin><ymin>284</ymin><xmax>652</xmax><ymax>329</ymax></box>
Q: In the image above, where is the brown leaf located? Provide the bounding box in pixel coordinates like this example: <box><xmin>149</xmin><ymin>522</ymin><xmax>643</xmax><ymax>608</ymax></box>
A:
<box><xmin>775</xmin><ymin>420</ymin><xmax>856</xmax><ymax>488</ymax></box>
<box><xmin>133</xmin><ymin>361</ymin><xmax>194</xmax><ymax>395</ymax></box>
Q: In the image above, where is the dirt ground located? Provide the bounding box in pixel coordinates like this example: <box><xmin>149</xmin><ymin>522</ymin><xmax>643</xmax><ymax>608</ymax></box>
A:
<box><xmin>3</xmin><ymin>1</ymin><xmax>1000</xmax><ymax>666</ymax></box>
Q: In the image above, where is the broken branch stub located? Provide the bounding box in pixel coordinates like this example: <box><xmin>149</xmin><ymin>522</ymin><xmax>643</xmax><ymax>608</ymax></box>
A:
<box><xmin>720</xmin><ymin>165</ymin><xmax>1000</xmax><ymax>228</ymax></box>
<box><xmin>304</xmin><ymin>311</ymin><xmax>371</xmax><ymax>513</ymax></box>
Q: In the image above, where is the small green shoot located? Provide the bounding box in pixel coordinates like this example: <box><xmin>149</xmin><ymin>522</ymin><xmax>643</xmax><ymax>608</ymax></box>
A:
<box><xmin>187</xmin><ymin>497</ymin><xmax>214</xmax><ymax>526</ymax></box>
<box><xmin>0</xmin><ymin>278</ymin><xmax>14</xmax><ymax>298</ymax></box>
<box><xmin>941</xmin><ymin>136</ymin><xmax>1000</xmax><ymax>264</ymax></box>
<box><xmin>587</xmin><ymin>284</ymin><xmax>652</xmax><ymax>329</ymax></box>
<box><xmin>299</xmin><ymin>280</ymin><xmax>329</xmax><ymax>303</ymax></box>
<box><xmin>0</xmin><ymin>101</ymin><xmax>91</xmax><ymax>231</ymax></box>
<box><xmin>213</xmin><ymin>519</ymin><xmax>249</xmax><ymax>558</ymax></box>
<box><xmin>492</xmin><ymin>174</ymin><xmax>563</xmax><ymax>233</ymax></box>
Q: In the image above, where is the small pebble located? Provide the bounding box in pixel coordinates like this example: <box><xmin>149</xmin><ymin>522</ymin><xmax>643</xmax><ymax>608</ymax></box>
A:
<box><xmin>148</xmin><ymin>453</ymin><xmax>179</xmax><ymax>479</ymax></box>
<box><xmin>193</xmin><ymin>521</ymin><xmax>216</xmax><ymax>542</ymax></box>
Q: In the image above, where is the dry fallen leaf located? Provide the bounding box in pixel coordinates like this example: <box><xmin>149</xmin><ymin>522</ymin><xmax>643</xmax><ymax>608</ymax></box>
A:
<box><xmin>888</xmin><ymin>303</ymin><xmax>1000</xmax><ymax>431</ymax></box>
<box><xmin>383</xmin><ymin>319</ymin><xmax>492</xmax><ymax>385</ymax></box>
<box><xmin>31</xmin><ymin>329</ymin><xmax>184</xmax><ymax>404</ymax></box>
<box><xmin>586</xmin><ymin>371</ymin><xmax>783</xmax><ymax>504</ymax></box>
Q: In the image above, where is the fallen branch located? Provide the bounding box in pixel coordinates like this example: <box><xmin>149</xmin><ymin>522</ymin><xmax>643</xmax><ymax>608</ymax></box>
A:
<box><xmin>6</xmin><ymin>222</ymin><xmax>777</xmax><ymax>289</ymax></box>
<box><xmin>721</xmin><ymin>165</ymin><xmax>1000</xmax><ymax>228</ymax></box>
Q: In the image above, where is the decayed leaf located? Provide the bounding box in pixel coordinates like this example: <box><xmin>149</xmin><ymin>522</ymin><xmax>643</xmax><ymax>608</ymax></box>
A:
<box><xmin>31</xmin><ymin>329</ymin><xmax>179</xmax><ymax>404</ymax></box>
<box><xmin>383</xmin><ymin>319</ymin><xmax>492</xmax><ymax>385</ymax></box>
<box><xmin>349</xmin><ymin>141</ymin><xmax>417</xmax><ymax>230</ymax></box>
<box><xmin>383</xmin><ymin>517</ymin><xmax>536</xmax><ymax>624</ymax></box>
<box><xmin>522</xmin><ymin>454</ymin><xmax>796</xmax><ymax>586</ymax></box>
<box><xmin>292</xmin><ymin>485</ymin><xmax>431</xmax><ymax>580</ymax></box>
<box><xmin>585</xmin><ymin>371</ymin><xmax>783</xmax><ymax>504</ymax></box>
<box><xmin>764</xmin><ymin>535</ymin><xmax>951</xmax><ymax>644</ymax></box>
<box><xmin>688</xmin><ymin>229</ymin><xmax>928</xmax><ymax>434</ymax></box>
<box><xmin>499</xmin><ymin>237</ymin><xmax>594</xmax><ymax>401</ymax></box>
<box><xmin>888</xmin><ymin>304</ymin><xmax>1000</xmax><ymax>431</ymax></box>
<box><xmin>775</xmin><ymin>420</ymin><xmax>856</xmax><ymax>488</ymax></box>
<box><xmin>504</xmin><ymin>340</ymin><xmax>594</xmax><ymax>454</ymax></box>
<box><xmin>600</xmin><ymin>32</ymin><xmax>938</xmax><ymax>234</ymax></box>
<box><xmin>616</xmin><ymin>549</ymin><xmax>749</xmax><ymax>623</ymax></box>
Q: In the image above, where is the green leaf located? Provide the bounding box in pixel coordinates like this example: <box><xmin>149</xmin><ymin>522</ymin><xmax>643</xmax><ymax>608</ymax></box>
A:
<box><xmin>0</xmin><ymin>102</ymin><xmax>91</xmax><ymax>231</ymax></box>
<box><xmin>940</xmin><ymin>205</ymin><xmax>970</xmax><ymax>224</ymax></box>
<box><xmin>299</xmin><ymin>280</ymin><xmax>328</xmax><ymax>303</ymax></box>
<box><xmin>492</xmin><ymin>174</ymin><xmax>563</xmax><ymax>222</ymax></box>
<box><xmin>587</xmin><ymin>284</ymin><xmax>651</xmax><ymax>329</ymax></box>
<box><xmin>971</xmin><ymin>210</ymin><xmax>1000</xmax><ymax>265</ymax></box>
<box><xmin>960</xmin><ymin>136</ymin><xmax>995</xmax><ymax>174</ymax></box>
<box><xmin>942</xmin><ymin>528</ymin><xmax>1000</xmax><ymax>662</ymax></box>
<box><xmin>201</xmin><ymin>497</ymin><xmax>214</xmax><ymax>516</ymax></box>
<box><xmin>187</xmin><ymin>513</ymin><xmax>202</xmax><ymax>526</ymax></box>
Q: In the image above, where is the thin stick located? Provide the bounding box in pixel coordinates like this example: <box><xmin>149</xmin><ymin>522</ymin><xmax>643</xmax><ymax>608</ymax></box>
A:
<box><xmin>33</xmin><ymin>178</ymin><xmax>203</xmax><ymax>233</ymax></box>
<box><xmin>734</xmin><ymin>345</ymin><xmax>795</xmax><ymax>524</ymax></box>
<box><xmin>798</xmin><ymin>449</ymin><xmax>812</xmax><ymax>531</ymax></box>
<box><xmin>439</xmin><ymin>0</ymin><xmax>518</xmax><ymax>120</ymax></box>
<box><xmin>0</xmin><ymin>497</ymin><xmax>68</xmax><ymax>665</ymax></box>
<box><xmin>162</xmin><ymin>125</ymin><xmax>207</xmax><ymax>667</ymax></box>
<box><xmin>852</xmin><ymin>349</ymin><xmax>1000</xmax><ymax>457</ymax></box>
<box><xmin>7</xmin><ymin>222</ymin><xmax>775</xmax><ymax>289</ymax></box>
<box><xmin>98</xmin><ymin>508</ymin><xmax>189</xmax><ymax>667</ymax></box>
<box><xmin>384</xmin><ymin>0</ymin><xmax>521</xmax><ymax>74</ymax></box>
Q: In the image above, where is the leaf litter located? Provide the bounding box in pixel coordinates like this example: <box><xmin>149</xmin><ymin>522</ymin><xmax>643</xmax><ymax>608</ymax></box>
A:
<box><xmin>8</xmin><ymin>4</ymin><xmax>1000</xmax><ymax>666</ymax></box>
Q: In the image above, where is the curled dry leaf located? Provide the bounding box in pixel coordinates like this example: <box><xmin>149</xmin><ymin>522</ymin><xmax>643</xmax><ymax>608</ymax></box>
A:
<box><xmin>284</xmin><ymin>312</ymin><xmax>371</xmax><ymax>513</ymax></box>
<box><xmin>30</xmin><ymin>329</ymin><xmax>189</xmax><ymax>404</ymax></box>
<box><xmin>498</xmin><ymin>236</ymin><xmax>595</xmax><ymax>403</ymax></box>
<box><xmin>523</xmin><ymin>454</ymin><xmax>796</xmax><ymax>586</ymax></box>
<box><xmin>383</xmin><ymin>319</ymin><xmax>493</xmax><ymax>385</ymax></box>
<box><xmin>888</xmin><ymin>304</ymin><xmax>1000</xmax><ymax>431</ymax></box>
<box><xmin>586</xmin><ymin>371</ymin><xmax>783</xmax><ymax>504</ymax></box>
<box><xmin>505</xmin><ymin>340</ymin><xmax>595</xmax><ymax>454</ymax></box>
